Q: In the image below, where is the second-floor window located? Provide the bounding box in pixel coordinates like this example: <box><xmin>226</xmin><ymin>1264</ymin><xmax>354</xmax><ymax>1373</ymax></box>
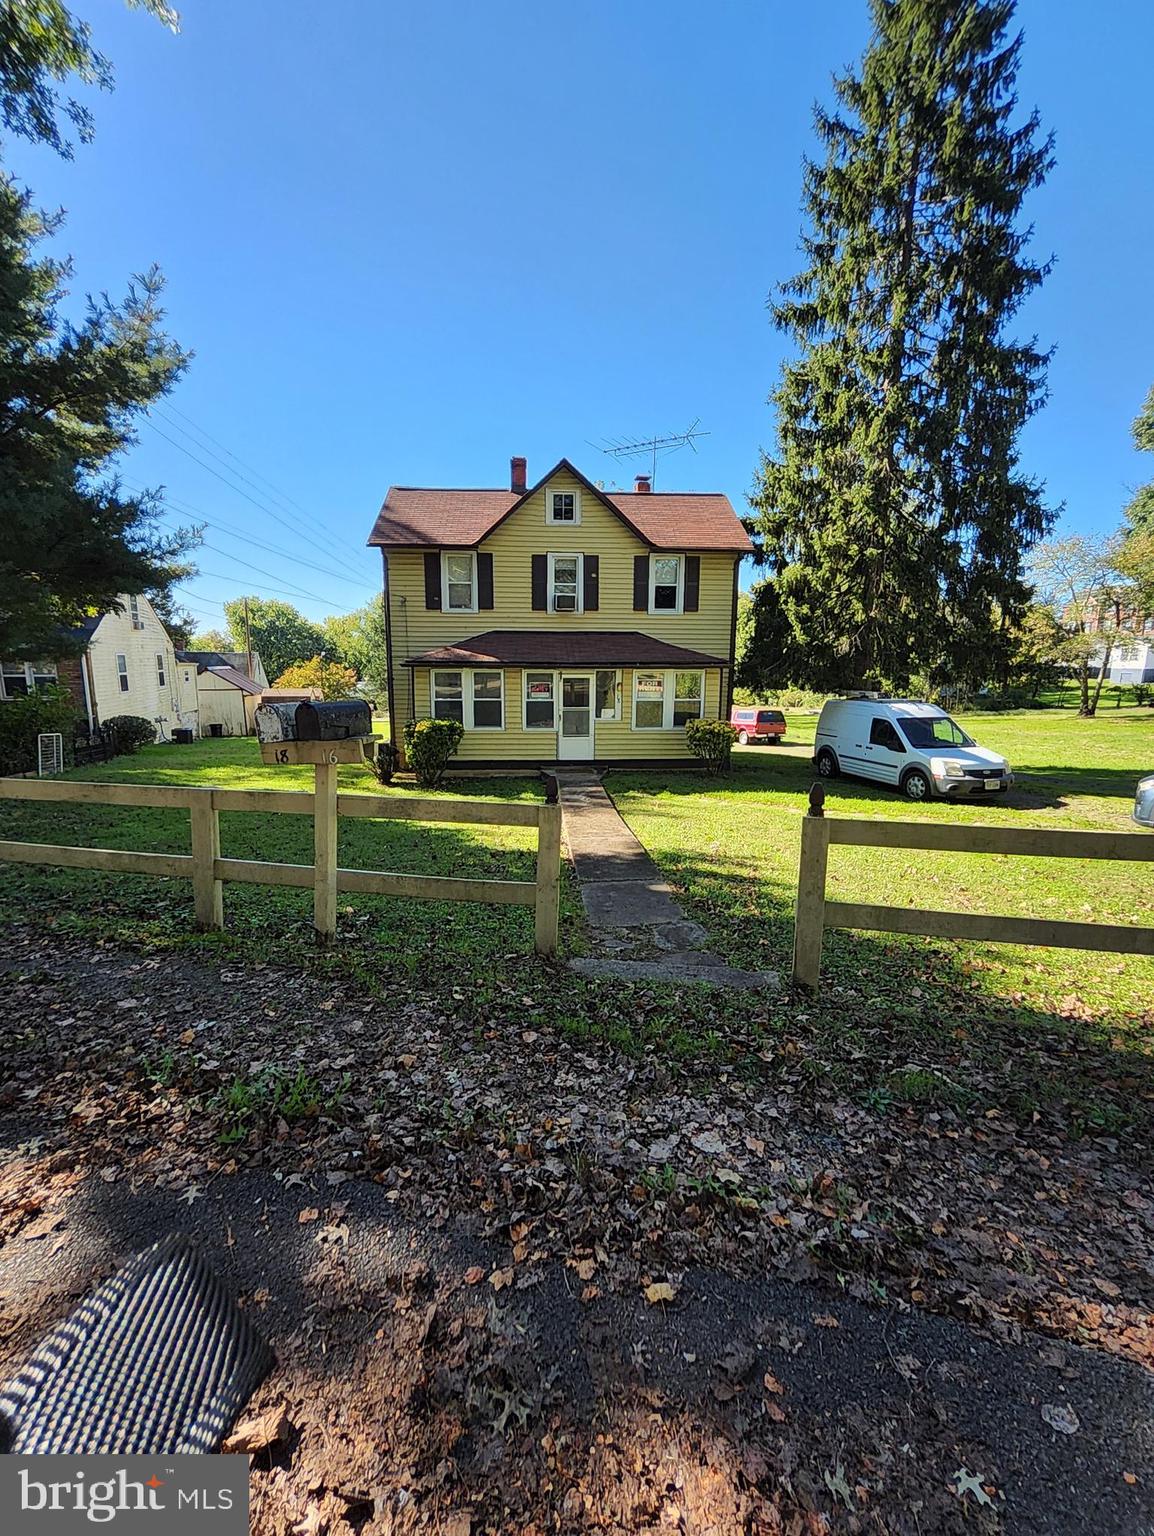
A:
<box><xmin>442</xmin><ymin>552</ymin><xmax>477</xmax><ymax>612</ymax></box>
<box><xmin>116</xmin><ymin>654</ymin><xmax>130</xmax><ymax>692</ymax></box>
<box><xmin>129</xmin><ymin>595</ymin><xmax>144</xmax><ymax>630</ymax></box>
<box><xmin>549</xmin><ymin>553</ymin><xmax>582</xmax><ymax>613</ymax></box>
<box><xmin>650</xmin><ymin>556</ymin><xmax>683</xmax><ymax>612</ymax></box>
<box><xmin>156</xmin><ymin>653</ymin><xmax>167</xmax><ymax>688</ymax></box>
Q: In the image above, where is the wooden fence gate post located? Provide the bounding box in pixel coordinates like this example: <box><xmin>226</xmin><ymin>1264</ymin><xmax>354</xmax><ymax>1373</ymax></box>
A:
<box><xmin>313</xmin><ymin>759</ymin><xmax>339</xmax><ymax>943</ymax></box>
<box><xmin>792</xmin><ymin>785</ymin><xmax>831</xmax><ymax>991</ymax></box>
<box><xmin>189</xmin><ymin>788</ymin><xmax>223</xmax><ymax>931</ymax></box>
<box><xmin>534</xmin><ymin>801</ymin><xmax>563</xmax><ymax>955</ymax></box>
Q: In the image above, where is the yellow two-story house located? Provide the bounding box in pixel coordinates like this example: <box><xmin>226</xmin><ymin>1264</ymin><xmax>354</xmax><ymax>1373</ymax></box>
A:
<box><xmin>367</xmin><ymin>456</ymin><xmax>752</xmax><ymax>768</ymax></box>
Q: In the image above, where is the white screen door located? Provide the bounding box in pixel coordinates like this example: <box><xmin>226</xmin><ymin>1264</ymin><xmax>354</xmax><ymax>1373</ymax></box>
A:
<box><xmin>558</xmin><ymin>674</ymin><xmax>594</xmax><ymax>760</ymax></box>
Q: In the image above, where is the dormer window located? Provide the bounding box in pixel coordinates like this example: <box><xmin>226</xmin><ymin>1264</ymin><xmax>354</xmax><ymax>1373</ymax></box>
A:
<box><xmin>547</xmin><ymin>487</ymin><xmax>580</xmax><ymax>526</ymax></box>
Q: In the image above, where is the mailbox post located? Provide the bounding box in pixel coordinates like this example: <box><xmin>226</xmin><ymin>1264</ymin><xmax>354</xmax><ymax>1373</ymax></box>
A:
<box><xmin>254</xmin><ymin>702</ymin><xmax>374</xmax><ymax>943</ymax></box>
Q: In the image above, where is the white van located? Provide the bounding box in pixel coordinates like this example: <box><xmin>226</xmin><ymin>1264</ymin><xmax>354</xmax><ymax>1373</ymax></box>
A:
<box><xmin>813</xmin><ymin>697</ymin><xmax>1013</xmax><ymax>801</ymax></box>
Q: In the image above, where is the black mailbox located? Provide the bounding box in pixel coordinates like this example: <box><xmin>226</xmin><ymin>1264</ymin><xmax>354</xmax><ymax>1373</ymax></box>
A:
<box><xmin>293</xmin><ymin>700</ymin><xmax>373</xmax><ymax>741</ymax></box>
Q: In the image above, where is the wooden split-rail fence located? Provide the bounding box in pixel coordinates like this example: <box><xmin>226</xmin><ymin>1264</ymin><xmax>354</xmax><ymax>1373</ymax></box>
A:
<box><xmin>0</xmin><ymin>775</ymin><xmax>563</xmax><ymax>953</ymax></box>
<box><xmin>792</xmin><ymin>783</ymin><xmax>1154</xmax><ymax>989</ymax></box>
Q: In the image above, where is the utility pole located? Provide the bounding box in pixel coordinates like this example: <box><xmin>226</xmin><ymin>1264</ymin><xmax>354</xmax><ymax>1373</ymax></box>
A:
<box><xmin>243</xmin><ymin>597</ymin><xmax>254</xmax><ymax>681</ymax></box>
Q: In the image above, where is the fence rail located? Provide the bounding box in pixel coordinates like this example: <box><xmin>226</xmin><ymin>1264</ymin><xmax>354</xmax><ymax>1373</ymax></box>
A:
<box><xmin>792</xmin><ymin>785</ymin><xmax>1154</xmax><ymax>990</ymax></box>
<box><xmin>0</xmin><ymin>777</ymin><xmax>562</xmax><ymax>953</ymax></box>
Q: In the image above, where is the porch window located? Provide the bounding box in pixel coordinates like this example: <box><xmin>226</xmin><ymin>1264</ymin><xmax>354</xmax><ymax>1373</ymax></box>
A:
<box><xmin>549</xmin><ymin>553</ymin><xmax>581</xmax><ymax>613</ymax></box>
<box><xmin>672</xmin><ymin>671</ymin><xmax>703</xmax><ymax>725</ymax></box>
<box><xmin>442</xmin><ymin>552</ymin><xmax>477</xmax><ymax>612</ymax></box>
<box><xmin>650</xmin><ymin>556</ymin><xmax>682</xmax><ymax>613</ymax></box>
<box><xmin>116</xmin><ymin>654</ymin><xmax>130</xmax><ymax>692</ymax></box>
<box><xmin>525</xmin><ymin>672</ymin><xmax>555</xmax><ymax>729</ymax></box>
<box><xmin>471</xmin><ymin>670</ymin><xmax>504</xmax><ymax>729</ymax></box>
<box><xmin>595</xmin><ymin>669</ymin><xmax>620</xmax><ymax>721</ymax></box>
<box><xmin>433</xmin><ymin>668</ymin><xmax>503</xmax><ymax>729</ymax></box>
<box><xmin>156</xmin><ymin>653</ymin><xmax>167</xmax><ymax>688</ymax></box>
<box><xmin>633</xmin><ymin>672</ymin><xmax>665</xmax><ymax>729</ymax></box>
<box><xmin>432</xmin><ymin>670</ymin><xmax>464</xmax><ymax>722</ymax></box>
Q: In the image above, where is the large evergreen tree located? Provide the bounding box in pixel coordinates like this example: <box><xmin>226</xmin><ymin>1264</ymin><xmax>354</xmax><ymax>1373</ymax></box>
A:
<box><xmin>0</xmin><ymin>1</ymin><xmax>191</xmax><ymax>660</ymax></box>
<box><xmin>750</xmin><ymin>0</ymin><xmax>1054</xmax><ymax>691</ymax></box>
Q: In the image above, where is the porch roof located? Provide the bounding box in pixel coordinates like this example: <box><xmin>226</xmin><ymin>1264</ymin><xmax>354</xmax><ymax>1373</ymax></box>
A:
<box><xmin>404</xmin><ymin>630</ymin><xmax>728</xmax><ymax>670</ymax></box>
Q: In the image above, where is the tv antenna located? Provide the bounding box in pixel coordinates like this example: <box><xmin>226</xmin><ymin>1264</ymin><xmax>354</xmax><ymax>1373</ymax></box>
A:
<box><xmin>587</xmin><ymin>419</ymin><xmax>709</xmax><ymax>488</ymax></box>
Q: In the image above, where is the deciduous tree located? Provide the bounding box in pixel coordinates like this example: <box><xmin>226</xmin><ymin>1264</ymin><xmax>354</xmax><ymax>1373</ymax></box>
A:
<box><xmin>223</xmin><ymin>597</ymin><xmax>325</xmax><ymax>682</ymax></box>
<box><xmin>749</xmin><ymin>0</ymin><xmax>1054</xmax><ymax>692</ymax></box>
<box><xmin>273</xmin><ymin>656</ymin><xmax>357</xmax><ymax>701</ymax></box>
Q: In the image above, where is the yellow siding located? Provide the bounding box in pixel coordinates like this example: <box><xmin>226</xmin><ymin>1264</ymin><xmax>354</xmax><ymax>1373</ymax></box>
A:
<box><xmin>386</xmin><ymin>467</ymin><xmax>737</xmax><ymax>763</ymax></box>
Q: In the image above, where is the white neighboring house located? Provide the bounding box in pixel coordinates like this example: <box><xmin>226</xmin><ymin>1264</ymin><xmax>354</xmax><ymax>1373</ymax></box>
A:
<box><xmin>1091</xmin><ymin>634</ymin><xmax>1154</xmax><ymax>686</ymax></box>
<box><xmin>75</xmin><ymin>594</ymin><xmax>198</xmax><ymax>739</ymax></box>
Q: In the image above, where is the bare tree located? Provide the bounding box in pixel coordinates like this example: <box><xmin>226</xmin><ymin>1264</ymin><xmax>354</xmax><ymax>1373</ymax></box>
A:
<box><xmin>1028</xmin><ymin>534</ymin><xmax>1133</xmax><ymax>716</ymax></box>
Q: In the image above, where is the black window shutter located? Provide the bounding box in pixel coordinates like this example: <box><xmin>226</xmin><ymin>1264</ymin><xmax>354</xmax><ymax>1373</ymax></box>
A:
<box><xmin>583</xmin><ymin>554</ymin><xmax>599</xmax><ymax>611</ymax></box>
<box><xmin>683</xmin><ymin>555</ymin><xmax>701</xmax><ymax>612</ymax></box>
<box><xmin>531</xmin><ymin>554</ymin><xmax>548</xmax><ymax>611</ymax></box>
<box><xmin>477</xmin><ymin>552</ymin><xmax>494</xmax><ymax>610</ymax></box>
<box><xmin>423</xmin><ymin>552</ymin><xmax>441</xmax><ymax>610</ymax></box>
<box><xmin>633</xmin><ymin>555</ymin><xmax>649</xmax><ymax>611</ymax></box>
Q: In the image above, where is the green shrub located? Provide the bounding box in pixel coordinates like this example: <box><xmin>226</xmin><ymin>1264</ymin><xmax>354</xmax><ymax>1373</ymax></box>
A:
<box><xmin>402</xmin><ymin>717</ymin><xmax>464</xmax><ymax>787</ymax></box>
<box><xmin>102</xmin><ymin>715</ymin><xmax>157</xmax><ymax>756</ymax></box>
<box><xmin>685</xmin><ymin>717</ymin><xmax>738</xmax><ymax>776</ymax></box>
<box><xmin>0</xmin><ymin>685</ymin><xmax>77</xmax><ymax>775</ymax></box>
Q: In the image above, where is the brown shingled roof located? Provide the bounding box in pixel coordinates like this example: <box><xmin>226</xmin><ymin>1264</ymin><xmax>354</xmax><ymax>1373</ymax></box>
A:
<box><xmin>367</xmin><ymin>457</ymin><xmax>752</xmax><ymax>553</ymax></box>
<box><xmin>404</xmin><ymin>630</ymin><xmax>728</xmax><ymax>669</ymax></box>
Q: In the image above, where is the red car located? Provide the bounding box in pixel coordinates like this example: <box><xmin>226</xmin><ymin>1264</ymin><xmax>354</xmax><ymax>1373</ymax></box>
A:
<box><xmin>729</xmin><ymin>706</ymin><xmax>786</xmax><ymax>745</ymax></box>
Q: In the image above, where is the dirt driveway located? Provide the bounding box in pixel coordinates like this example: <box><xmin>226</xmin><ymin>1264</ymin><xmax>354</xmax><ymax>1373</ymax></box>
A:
<box><xmin>1</xmin><ymin>934</ymin><xmax>1152</xmax><ymax>1533</ymax></box>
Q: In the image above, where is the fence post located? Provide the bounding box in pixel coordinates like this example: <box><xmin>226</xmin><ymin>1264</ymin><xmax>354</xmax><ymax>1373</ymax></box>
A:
<box><xmin>792</xmin><ymin>783</ymin><xmax>830</xmax><ymax>991</ymax></box>
<box><xmin>534</xmin><ymin>801</ymin><xmax>563</xmax><ymax>956</ymax></box>
<box><xmin>189</xmin><ymin>789</ymin><xmax>223</xmax><ymax>931</ymax></box>
<box><xmin>313</xmin><ymin>759</ymin><xmax>339</xmax><ymax>943</ymax></box>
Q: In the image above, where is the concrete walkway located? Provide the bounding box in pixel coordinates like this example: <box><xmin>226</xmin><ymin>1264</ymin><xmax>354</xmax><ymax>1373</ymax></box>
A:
<box><xmin>554</xmin><ymin>771</ymin><xmax>777</xmax><ymax>990</ymax></box>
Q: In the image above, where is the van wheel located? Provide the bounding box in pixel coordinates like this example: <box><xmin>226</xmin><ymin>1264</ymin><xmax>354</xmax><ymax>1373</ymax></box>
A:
<box><xmin>816</xmin><ymin>748</ymin><xmax>839</xmax><ymax>778</ymax></box>
<box><xmin>903</xmin><ymin>768</ymin><xmax>933</xmax><ymax>801</ymax></box>
<box><xmin>737</xmin><ymin>730</ymin><xmax>749</xmax><ymax>745</ymax></box>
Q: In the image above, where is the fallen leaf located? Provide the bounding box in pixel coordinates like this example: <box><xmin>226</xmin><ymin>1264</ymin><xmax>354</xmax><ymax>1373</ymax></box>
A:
<box><xmin>292</xmin><ymin>1503</ymin><xmax>326</xmax><ymax>1536</ymax></box>
<box><xmin>575</xmin><ymin>1258</ymin><xmax>596</xmax><ymax>1281</ymax></box>
<box><xmin>951</xmin><ymin>1468</ymin><xmax>993</xmax><ymax>1506</ymax></box>
<box><xmin>644</xmin><ymin>1281</ymin><xmax>677</xmax><ymax>1305</ymax></box>
<box><xmin>222</xmin><ymin>1406</ymin><xmax>290</xmax><ymax>1455</ymax></box>
<box><xmin>489</xmin><ymin>1267</ymin><xmax>514</xmax><ymax>1291</ymax></box>
<box><xmin>824</xmin><ymin>1464</ymin><xmax>853</xmax><ymax>1510</ymax></box>
<box><xmin>763</xmin><ymin>1371</ymin><xmax>785</xmax><ymax>1395</ymax></box>
<box><xmin>463</xmin><ymin>1265</ymin><xmax>485</xmax><ymax>1285</ymax></box>
<box><xmin>1123</xmin><ymin>1473</ymin><xmax>1138</xmax><ymax>1486</ymax></box>
<box><xmin>297</xmin><ymin>1207</ymin><xmax>320</xmax><ymax>1224</ymax></box>
<box><xmin>812</xmin><ymin>1313</ymin><xmax>840</xmax><ymax>1328</ymax></box>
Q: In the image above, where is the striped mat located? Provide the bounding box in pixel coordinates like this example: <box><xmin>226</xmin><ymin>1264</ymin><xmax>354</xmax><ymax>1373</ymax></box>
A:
<box><xmin>0</xmin><ymin>1233</ymin><xmax>274</xmax><ymax>1454</ymax></box>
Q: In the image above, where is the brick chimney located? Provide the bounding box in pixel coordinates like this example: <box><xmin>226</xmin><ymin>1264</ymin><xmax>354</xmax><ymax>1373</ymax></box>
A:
<box><xmin>634</xmin><ymin>473</ymin><xmax>651</xmax><ymax>494</ymax></box>
<box><xmin>510</xmin><ymin>456</ymin><xmax>527</xmax><ymax>493</ymax></box>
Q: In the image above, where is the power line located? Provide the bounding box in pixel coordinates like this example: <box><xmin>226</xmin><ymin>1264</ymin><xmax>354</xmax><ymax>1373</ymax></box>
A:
<box><xmin>141</xmin><ymin>415</ymin><xmax>369</xmax><ymax>583</ymax></box>
<box><xmin>125</xmin><ymin>478</ymin><xmax>373</xmax><ymax>590</ymax></box>
<box><xmin>149</xmin><ymin>403</ymin><xmax>372</xmax><ymax>583</ymax></box>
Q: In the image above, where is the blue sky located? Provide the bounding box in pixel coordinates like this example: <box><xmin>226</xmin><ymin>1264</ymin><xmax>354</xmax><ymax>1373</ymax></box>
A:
<box><xmin>10</xmin><ymin>0</ymin><xmax>1154</xmax><ymax>630</ymax></box>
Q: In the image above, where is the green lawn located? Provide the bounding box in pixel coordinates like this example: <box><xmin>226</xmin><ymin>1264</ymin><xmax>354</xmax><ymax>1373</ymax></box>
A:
<box><xmin>613</xmin><ymin>707</ymin><xmax>1154</xmax><ymax>1022</ymax></box>
<box><xmin>0</xmin><ymin>737</ymin><xmax>578</xmax><ymax>976</ymax></box>
<box><xmin>1</xmin><ymin>712</ymin><xmax>1152</xmax><ymax>1131</ymax></box>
